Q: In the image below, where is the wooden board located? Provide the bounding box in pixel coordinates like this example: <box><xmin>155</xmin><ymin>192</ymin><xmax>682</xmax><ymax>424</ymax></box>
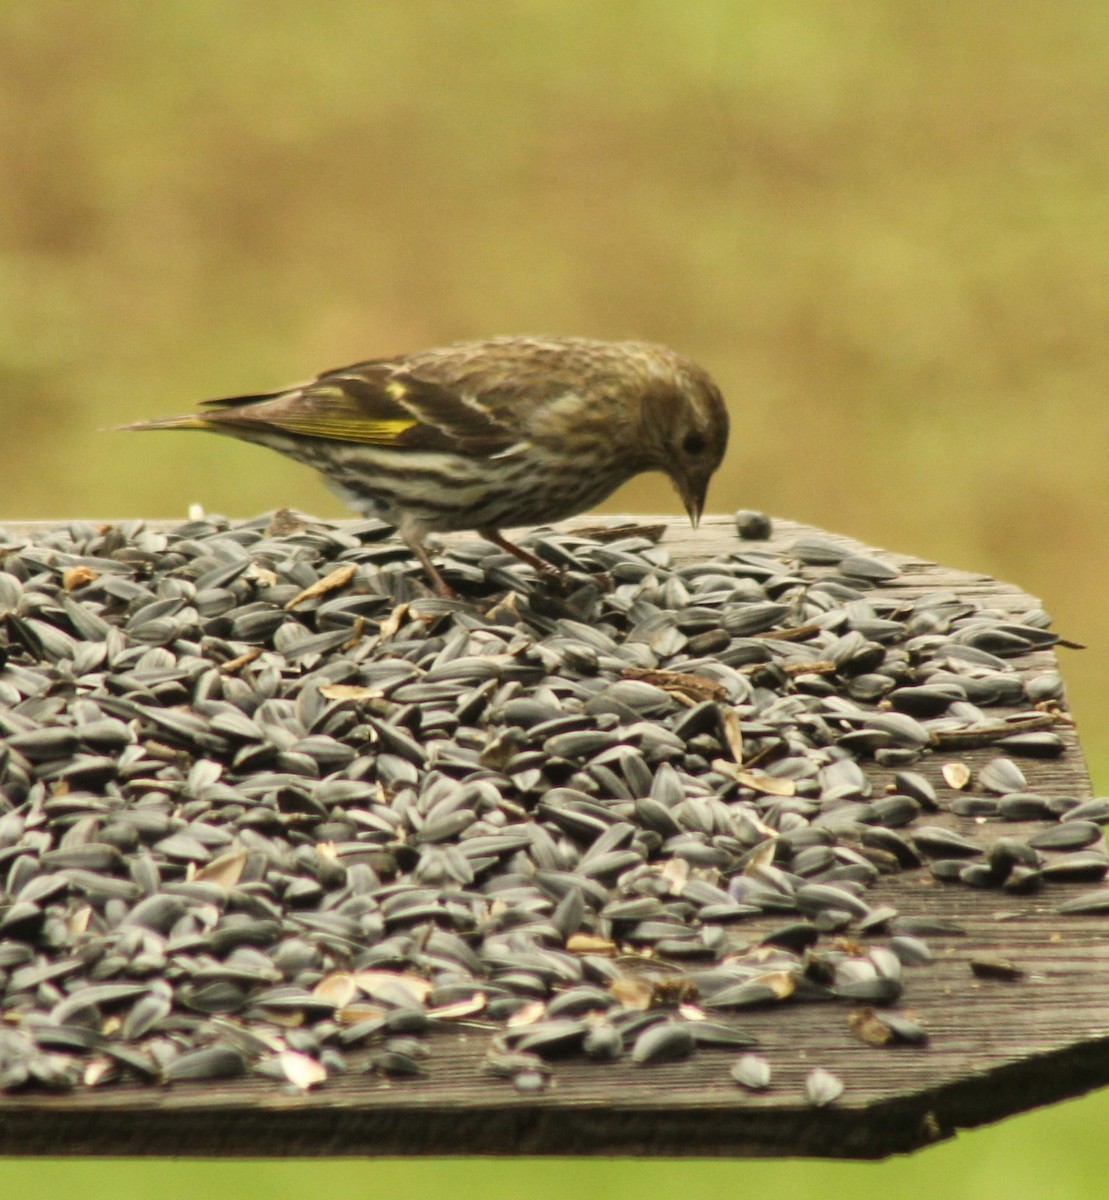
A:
<box><xmin>0</xmin><ymin>513</ymin><xmax>1100</xmax><ymax>1159</ymax></box>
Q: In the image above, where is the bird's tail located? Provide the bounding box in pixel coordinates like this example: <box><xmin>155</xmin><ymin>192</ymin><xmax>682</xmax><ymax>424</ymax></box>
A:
<box><xmin>114</xmin><ymin>415</ymin><xmax>213</xmax><ymax>432</ymax></box>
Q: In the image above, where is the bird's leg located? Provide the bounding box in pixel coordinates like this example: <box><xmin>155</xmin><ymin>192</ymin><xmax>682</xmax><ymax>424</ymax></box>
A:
<box><xmin>403</xmin><ymin>532</ymin><xmax>457</xmax><ymax>599</ymax></box>
<box><xmin>480</xmin><ymin>528</ymin><xmax>565</xmax><ymax>585</ymax></box>
<box><xmin>482</xmin><ymin>529</ymin><xmax>613</xmax><ymax>594</ymax></box>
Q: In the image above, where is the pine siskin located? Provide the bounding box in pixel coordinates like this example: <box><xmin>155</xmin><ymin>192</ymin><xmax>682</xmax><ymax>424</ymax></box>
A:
<box><xmin>122</xmin><ymin>335</ymin><xmax>729</xmax><ymax>596</ymax></box>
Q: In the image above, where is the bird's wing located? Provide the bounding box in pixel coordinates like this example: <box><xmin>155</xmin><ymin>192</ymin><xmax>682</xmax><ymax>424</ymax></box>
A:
<box><xmin>198</xmin><ymin>361</ymin><xmax>523</xmax><ymax>458</ymax></box>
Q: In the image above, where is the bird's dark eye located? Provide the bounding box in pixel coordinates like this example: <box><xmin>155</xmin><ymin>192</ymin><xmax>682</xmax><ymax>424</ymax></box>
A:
<box><xmin>682</xmin><ymin>432</ymin><xmax>707</xmax><ymax>456</ymax></box>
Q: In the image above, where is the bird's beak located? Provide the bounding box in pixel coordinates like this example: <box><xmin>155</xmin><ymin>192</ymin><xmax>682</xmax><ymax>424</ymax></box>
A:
<box><xmin>676</xmin><ymin>471</ymin><xmax>708</xmax><ymax>529</ymax></box>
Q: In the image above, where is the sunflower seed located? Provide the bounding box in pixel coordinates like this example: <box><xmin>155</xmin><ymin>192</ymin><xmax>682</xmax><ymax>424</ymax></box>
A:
<box><xmin>631</xmin><ymin>1021</ymin><xmax>696</xmax><ymax>1064</ymax></box>
<box><xmin>0</xmin><ymin>513</ymin><xmax>1089</xmax><ymax>1102</ymax></box>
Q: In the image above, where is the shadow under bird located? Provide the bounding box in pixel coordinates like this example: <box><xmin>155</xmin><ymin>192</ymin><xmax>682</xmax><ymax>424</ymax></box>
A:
<box><xmin>121</xmin><ymin>335</ymin><xmax>730</xmax><ymax>596</ymax></box>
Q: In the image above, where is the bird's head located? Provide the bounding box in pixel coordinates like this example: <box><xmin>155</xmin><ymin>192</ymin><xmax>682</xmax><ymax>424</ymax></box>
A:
<box><xmin>635</xmin><ymin>352</ymin><xmax>730</xmax><ymax>527</ymax></box>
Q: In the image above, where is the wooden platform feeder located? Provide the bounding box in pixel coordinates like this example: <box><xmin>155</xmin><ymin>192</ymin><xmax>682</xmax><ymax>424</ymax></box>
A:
<box><xmin>0</xmin><ymin>514</ymin><xmax>1102</xmax><ymax>1159</ymax></box>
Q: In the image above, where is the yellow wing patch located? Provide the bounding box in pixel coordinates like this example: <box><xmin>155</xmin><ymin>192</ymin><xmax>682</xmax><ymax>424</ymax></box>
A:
<box><xmin>268</xmin><ymin>416</ymin><xmax>418</xmax><ymax>444</ymax></box>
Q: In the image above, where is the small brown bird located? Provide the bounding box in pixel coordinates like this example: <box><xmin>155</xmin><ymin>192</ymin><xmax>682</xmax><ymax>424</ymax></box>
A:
<box><xmin>122</xmin><ymin>335</ymin><xmax>729</xmax><ymax>596</ymax></box>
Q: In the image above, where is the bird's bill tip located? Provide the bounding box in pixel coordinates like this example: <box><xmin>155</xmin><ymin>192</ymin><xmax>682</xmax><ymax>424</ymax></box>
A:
<box><xmin>677</xmin><ymin>476</ymin><xmax>708</xmax><ymax>529</ymax></box>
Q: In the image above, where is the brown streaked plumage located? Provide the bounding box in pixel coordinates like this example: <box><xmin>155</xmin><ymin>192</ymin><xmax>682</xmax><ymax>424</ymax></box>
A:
<box><xmin>122</xmin><ymin>336</ymin><xmax>730</xmax><ymax>596</ymax></box>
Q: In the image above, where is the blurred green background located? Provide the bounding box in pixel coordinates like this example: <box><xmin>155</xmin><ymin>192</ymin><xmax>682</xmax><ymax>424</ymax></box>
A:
<box><xmin>2</xmin><ymin>1</ymin><xmax>1108</xmax><ymax>1194</ymax></box>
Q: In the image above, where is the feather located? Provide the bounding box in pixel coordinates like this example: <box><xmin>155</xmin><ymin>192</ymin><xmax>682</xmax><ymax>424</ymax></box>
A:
<box><xmin>192</xmin><ymin>362</ymin><xmax>522</xmax><ymax>457</ymax></box>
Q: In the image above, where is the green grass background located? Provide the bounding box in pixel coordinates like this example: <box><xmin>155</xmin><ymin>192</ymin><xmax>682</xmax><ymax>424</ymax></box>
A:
<box><xmin>1</xmin><ymin>1</ymin><xmax>1107</xmax><ymax>1192</ymax></box>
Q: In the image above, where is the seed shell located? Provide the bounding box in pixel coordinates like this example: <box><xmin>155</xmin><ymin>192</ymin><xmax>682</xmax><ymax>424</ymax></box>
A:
<box><xmin>731</xmin><ymin>1053</ymin><xmax>771</xmax><ymax>1090</ymax></box>
<box><xmin>805</xmin><ymin>1067</ymin><xmax>845</xmax><ymax>1107</ymax></box>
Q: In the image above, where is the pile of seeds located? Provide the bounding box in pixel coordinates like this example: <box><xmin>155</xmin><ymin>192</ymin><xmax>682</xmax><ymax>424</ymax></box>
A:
<box><xmin>0</xmin><ymin>511</ymin><xmax>1100</xmax><ymax>1099</ymax></box>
